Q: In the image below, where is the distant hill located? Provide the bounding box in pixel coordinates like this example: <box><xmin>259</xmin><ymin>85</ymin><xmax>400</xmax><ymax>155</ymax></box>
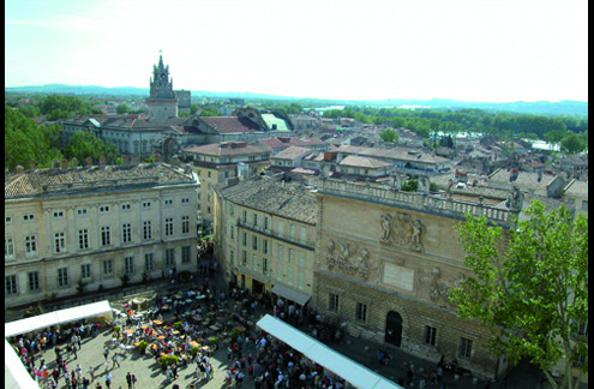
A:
<box><xmin>5</xmin><ymin>84</ymin><xmax>588</xmax><ymax>116</ymax></box>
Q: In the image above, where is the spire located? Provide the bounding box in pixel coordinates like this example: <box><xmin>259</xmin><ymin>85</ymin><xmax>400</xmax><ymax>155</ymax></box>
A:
<box><xmin>158</xmin><ymin>49</ymin><xmax>164</xmax><ymax>69</ymax></box>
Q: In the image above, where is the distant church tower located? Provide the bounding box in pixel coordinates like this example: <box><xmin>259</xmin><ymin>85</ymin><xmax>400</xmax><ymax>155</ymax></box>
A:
<box><xmin>146</xmin><ymin>52</ymin><xmax>178</xmax><ymax>120</ymax></box>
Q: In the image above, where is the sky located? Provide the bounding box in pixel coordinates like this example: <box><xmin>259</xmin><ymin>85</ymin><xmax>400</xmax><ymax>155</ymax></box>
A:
<box><xmin>5</xmin><ymin>0</ymin><xmax>588</xmax><ymax>102</ymax></box>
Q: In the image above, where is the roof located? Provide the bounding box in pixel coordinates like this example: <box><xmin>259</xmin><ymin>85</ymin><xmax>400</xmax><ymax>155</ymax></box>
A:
<box><xmin>563</xmin><ymin>179</ymin><xmax>588</xmax><ymax>198</ymax></box>
<box><xmin>339</xmin><ymin>155</ymin><xmax>391</xmax><ymax>169</ymax></box>
<box><xmin>183</xmin><ymin>142</ymin><xmax>271</xmax><ymax>157</ymax></box>
<box><xmin>337</xmin><ymin>145</ymin><xmax>450</xmax><ymax>164</ymax></box>
<box><xmin>5</xmin><ymin>339</ymin><xmax>39</xmax><ymax>389</ymax></box>
<box><xmin>261</xmin><ymin>113</ymin><xmax>290</xmax><ymax>131</ymax></box>
<box><xmin>5</xmin><ymin>163</ymin><xmax>195</xmax><ymax>198</ymax></box>
<box><xmin>220</xmin><ymin>178</ymin><xmax>318</xmax><ymax>224</ymax></box>
<box><xmin>272</xmin><ymin>146</ymin><xmax>312</xmax><ymax>161</ymax></box>
<box><xmin>488</xmin><ymin>168</ymin><xmax>557</xmax><ymax>194</ymax></box>
<box><xmin>256</xmin><ymin>315</ymin><xmax>402</xmax><ymax>389</ymax></box>
<box><xmin>201</xmin><ymin>116</ymin><xmax>258</xmax><ymax>133</ymax></box>
<box><xmin>259</xmin><ymin>137</ymin><xmax>287</xmax><ymax>150</ymax></box>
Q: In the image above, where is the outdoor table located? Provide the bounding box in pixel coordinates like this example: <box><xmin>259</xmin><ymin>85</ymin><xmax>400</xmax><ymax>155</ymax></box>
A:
<box><xmin>153</xmin><ymin>320</ymin><xmax>163</xmax><ymax>325</ymax></box>
<box><xmin>173</xmin><ymin>330</ymin><xmax>180</xmax><ymax>335</ymax></box>
<box><xmin>126</xmin><ymin>329</ymin><xmax>134</xmax><ymax>335</ymax></box>
<box><xmin>158</xmin><ymin>335</ymin><xmax>166</xmax><ymax>340</ymax></box>
<box><xmin>190</xmin><ymin>341</ymin><xmax>199</xmax><ymax>348</ymax></box>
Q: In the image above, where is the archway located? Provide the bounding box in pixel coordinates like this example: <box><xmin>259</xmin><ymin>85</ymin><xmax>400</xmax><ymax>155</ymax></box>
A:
<box><xmin>385</xmin><ymin>311</ymin><xmax>403</xmax><ymax>347</ymax></box>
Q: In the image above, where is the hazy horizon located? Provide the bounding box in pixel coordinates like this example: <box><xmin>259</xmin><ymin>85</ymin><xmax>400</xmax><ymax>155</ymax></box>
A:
<box><xmin>6</xmin><ymin>0</ymin><xmax>588</xmax><ymax>103</ymax></box>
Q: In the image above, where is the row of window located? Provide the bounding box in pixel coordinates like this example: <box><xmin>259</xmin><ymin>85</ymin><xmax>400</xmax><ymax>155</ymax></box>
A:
<box><xmin>5</xmin><ymin>217</ymin><xmax>191</xmax><ymax>258</ymax></box>
<box><xmin>238</xmin><ymin>231</ymin><xmax>269</xmax><ymax>254</ymax></box>
<box><xmin>5</xmin><ymin>246</ymin><xmax>192</xmax><ymax>295</ymax></box>
<box><xmin>327</xmin><ymin>293</ymin><xmax>474</xmax><ymax>358</ymax></box>
<box><xmin>5</xmin><ymin>199</ymin><xmax>193</xmax><ymax>225</ymax></box>
<box><xmin>235</xmin><ymin>209</ymin><xmax>309</xmax><ymax>245</ymax></box>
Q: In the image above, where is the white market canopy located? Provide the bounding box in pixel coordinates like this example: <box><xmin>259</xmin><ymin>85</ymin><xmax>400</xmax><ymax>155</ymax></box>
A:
<box><xmin>5</xmin><ymin>300</ymin><xmax>113</xmax><ymax>338</ymax></box>
<box><xmin>5</xmin><ymin>339</ymin><xmax>39</xmax><ymax>389</ymax></box>
<box><xmin>256</xmin><ymin>314</ymin><xmax>403</xmax><ymax>389</ymax></box>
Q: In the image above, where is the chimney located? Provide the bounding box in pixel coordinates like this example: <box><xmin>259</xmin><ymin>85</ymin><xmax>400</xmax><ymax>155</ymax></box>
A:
<box><xmin>84</xmin><ymin>157</ymin><xmax>93</xmax><ymax>167</ymax></box>
<box><xmin>61</xmin><ymin>159</ymin><xmax>69</xmax><ymax>170</ymax></box>
<box><xmin>15</xmin><ymin>165</ymin><xmax>25</xmax><ymax>174</ymax></box>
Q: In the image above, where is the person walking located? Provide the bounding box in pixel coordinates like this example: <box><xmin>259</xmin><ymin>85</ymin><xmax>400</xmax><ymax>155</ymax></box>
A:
<box><xmin>105</xmin><ymin>370</ymin><xmax>112</xmax><ymax>389</ymax></box>
<box><xmin>112</xmin><ymin>353</ymin><xmax>121</xmax><ymax>369</ymax></box>
<box><xmin>126</xmin><ymin>372</ymin><xmax>133</xmax><ymax>389</ymax></box>
<box><xmin>103</xmin><ymin>347</ymin><xmax>109</xmax><ymax>361</ymax></box>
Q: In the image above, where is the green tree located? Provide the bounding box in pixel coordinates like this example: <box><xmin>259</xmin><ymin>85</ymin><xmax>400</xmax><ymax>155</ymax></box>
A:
<box><xmin>379</xmin><ymin>128</ymin><xmax>398</xmax><ymax>143</ymax></box>
<box><xmin>116</xmin><ymin>104</ymin><xmax>130</xmax><ymax>114</ymax></box>
<box><xmin>190</xmin><ymin>104</ymin><xmax>199</xmax><ymax>115</ymax></box>
<box><xmin>199</xmin><ymin>107</ymin><xmax>219</xmax><ymax>117</ymax></box>
<box><xmin>560</xmin><ymin>133</ymin><xmax>586</xmax><ymax>154</ymax></box>
<box><xmin>65</xmin><ymin>131</ymin><xmax>118</xmax><ymax>163</ymax></box>
<box><xmin>450</xmin><ymin>202</ymin><xmax>588</xmax><ymax>389</ymax></box>
<box><xmin>401</xmin><ymin>179</ymin><xmax>418</xmax><ymax>192</ymax></box>
<box><xmin>18</xmin><ymin>105</ymin><xmax>41</xmax><ymax>118</ymax></box>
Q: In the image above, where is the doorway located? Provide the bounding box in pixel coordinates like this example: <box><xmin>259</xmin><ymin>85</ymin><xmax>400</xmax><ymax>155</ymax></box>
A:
<box><xmin>252</xmin><ymin>279</ymin><xmax>264</xmax><ymax>295</ymax></box>
<box><xmin>385</xmin><ymin>311</ymin><xmax>403</xmax><ymax>347</ymax></box>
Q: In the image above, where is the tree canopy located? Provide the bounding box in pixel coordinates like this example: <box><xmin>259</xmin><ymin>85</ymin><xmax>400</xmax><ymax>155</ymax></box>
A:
<box><xmin>379</xmin><ymin>128</ymin><xmax>398</xmax><ymax>143</ymax></box>
<box><xmin>65</xmin><ymin>131</ymin><xmax>118</xmax><ymax>163</ymax></box>
<box><xmin>450</xmin><ymin>201</ymin><xmax>588</xmax><ymax>389</ymax></box>
<box><xmin>560</xmin><ymin>133</ymin><xmax>587</xmax><ymax>154</ymax></box>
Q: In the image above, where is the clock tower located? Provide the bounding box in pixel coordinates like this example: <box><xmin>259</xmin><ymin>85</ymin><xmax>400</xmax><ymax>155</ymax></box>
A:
<box><xmin>146</xmin><ymin>52</ymin><xmax>179</xmax><ymax>120</ymax></box>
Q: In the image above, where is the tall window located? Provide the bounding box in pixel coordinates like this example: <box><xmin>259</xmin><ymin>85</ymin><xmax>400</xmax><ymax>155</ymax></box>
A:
<box><xmin>242</xmin><ymin>251</ymin><xmax>247</xmax><ymax>266</ymax></box>
<box><xmin>145</xmin><ymin>253</ymin><xmax>154</xmax><ymax>272</ymax></box>
<box><xmin>329</xmin><ymin>293</ymin><xmax>339</xmax><ymax>312</ymax></box>
<box><xmin>122</xmin><ymin>223</ymin><xmax>132</xmax><ymax>243</ymax></box>
<box><xmin>182</xmin><ymin>216</ymin><xmax>190</xmax><ymax>234</ymax></box>
<box><xmin>425</xmin><ymin>326</ymin><xmax>437</xmax><ymax>346</ymax></box>
<box><xmin>28</xmin><ymin>271</ymin><xmax>39</xmax><ymax>291</ymax></box>
<box><xmin>143</xmin><ymin>221</ymin><xmax>152</xmax><ymax>240</ymax></box>
<box><xmin>142</xmin><ymin>201</ymin><xmax>151</xmax><ymax>209</ymax></box>
<box><xmin>356</xmin><ymin>302</ymin><xmax>367</xmax><ymax>322</ymax></box>
<box><xmin>253</xmin><ymin>213</ymin><xmax>258</xmax><ymax>226</ymax></box>
<box><xmin>300</xmin><ymin>226</ymin><xmax>307</xmax><ymax>243</ymax></box>
<box><xmin>264</xmin><ymin>217</ymin><xmax>269</xmax><ymax>230</ymax></box>
<box><xmin>242</xmin><ymin>210</ymin><xmax>247</xmax><ymax>223</ymax></box>
<box><xmin>54</xmin><ymin>232</ymin><xmax>65</xmax><ymax>253</ymax></box>
<box><xmin>262</xmin><ymin>258</ymin><xmax>268</xmax><ymax>274</ymax></box>
<box><xmin>124</xmin><ymin>256</ymin><xmax>135</xmax><ymax>275</ymax></box>
<box><xmin>242</xmin><ymin>232</ymin><xmax>247</xmax><ymax>246</ymax></box>
<box><xmin>289</xmin><ymin>224</ymin><xmax>296</xmax><ymax>240</ymax></box>
<box><xmin>165</xmin><ymin>248</ymin><xmax>175</xmax><ymax>267</ymax></box>
<box><xmin>81</xmin><ymin>264</ymin><xmax>91</xmax><ymax>279</ymax></box>
<box><xmin>78</xmin><ymin>229</ymin><xmax>89</xmax><ymax>250</ymax></box>
<box><xmin>459</xmin><ymin>338</ymin><xmax>473</xmax><ymax>359</ymax></box>
<box><xmin>5</xmin><ymin>238</ymin><xmax>14</xmax><ymax>259</ymax></box>
<box><xmin>165</xmin><ymin>218</ymin><xmax>174</xmax><ymax>236</ymax></box>
<box><xmin>25</xmin><ymin>235</ymin><xmax>37</xmax><ymax>255</ymax></box>
<box><xmin>77</xmin><ymin>208</ymin><xmax>88</xmax><ymax>216</ymax></box>
<box><xmin>252</xmin><ymin>236</ymin><xmax>258</xmax><ymax>250</ymax></box>
<box><xmin>230</xmin><ymin>250</ymin><xmax>235</xmax><ymax>265</ymax></box>
<box><xmin>6</xmin><ymin>275</ymin><xmax>18</xmax><ymax>295</ymax></box>
<box><xmin>57</xmin><ymin>268</ymin><xmax>69</xmax><ymax>288</ymax></box>
<box><xmin>53</xmin><ymin>210</ymin><xmax>64</xmax><ymax>218</ymax></box>
<box><xmin>103</xmin><ymin>259</ymin><xmax>113</xmax><ymax>275</ymax></box>
<box><xmin>263</xmin><ymin>239</ymin><xmax>268</xmax><ymax>254</ymax></box>
<box><xmin>278</xmin><ymin>221</ymin><xmax>285</xmax><ymax>237</ymax></box>
<box><xmin>121</xmin><ymin>203</ymin><xmax>131</xmax><ymax>211</ymax></box>
<box><xmin>101</xmin><ymin>226</ymin><xmax>111</xmax><ymax>246</ymax></box>
<box><xmin>181</xmin><ymin>246</ymin><xmax>191</xmax><ymax>264</ymax></box>
<box><xmin>99</xmin><ymin>205</ymin><xmax>110</xmax><ymax>213</ymax></box>
<box><xmin>164</xmin><ymin>199</ymin><xmax>173</xmax><ymax>207</ymax></box>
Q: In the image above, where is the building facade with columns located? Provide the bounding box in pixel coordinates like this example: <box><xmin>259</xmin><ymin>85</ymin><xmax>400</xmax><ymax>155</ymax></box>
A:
<box><xmin>5</xmin><ymin>163</ymin><xmax>199</xmax><ymax>309</ymax></box>
<box><xmin>312</xmin><ymin>178</ymin><xmax>516</xmax><ymax>379</ymax></box>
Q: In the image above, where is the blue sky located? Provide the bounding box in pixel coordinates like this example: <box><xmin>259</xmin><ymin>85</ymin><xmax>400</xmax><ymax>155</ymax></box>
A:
<box><xmin>5</xmin><ymin>0</ymin><xmax>588</xmax><ymax>102</ymax></box>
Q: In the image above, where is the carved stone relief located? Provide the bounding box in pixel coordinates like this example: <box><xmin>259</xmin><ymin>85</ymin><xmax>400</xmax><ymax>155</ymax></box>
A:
<box><xmin>380</xmin><ymin>212</ymin><xmax>425</xmax><ymax>252</ymax></box>
<box><xmin>326</xmin><ymin>239</ymin><xmax>377</xmax><ymax>281</ymax></box>
<box><xmin>420</xmin><ymin>267</ymin><xmax>466</xmax><ymax>306</ymax></box>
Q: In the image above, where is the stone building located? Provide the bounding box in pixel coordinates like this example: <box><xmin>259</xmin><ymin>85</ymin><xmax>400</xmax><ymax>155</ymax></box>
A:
<box><xmin>175</xmin><ymin>90</ymin><xmax>192</xmax><ymax>114</ymax></box>
<box><xmin>213</xmin><ymin>177</ymin><xmax>317</xmax><ymax>304</ymax></box>
<box><xmin>146</xmin><ymin>53</ymin><xmax>179</xmax><ymax>120</ymax></box>
<box><xmin>311</xmin><ymin>178</ymin><xmax>516</xmax><ymax>379</ymax></box>
<box><xmin>181</xmin><ymin>141</ymin><xmax>272</xmax><ymax>226</ymax></box>
<box><xmin>5</xmin><ymin>163</ymin><xmax>199</xmax><ymax>309</ymax></box>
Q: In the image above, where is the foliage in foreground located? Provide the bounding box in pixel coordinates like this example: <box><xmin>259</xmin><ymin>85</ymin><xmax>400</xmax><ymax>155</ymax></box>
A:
<box><xmin>450</xmin><ymin>201</ymin><xmax>588</xmax><ymax>389</ymax></box>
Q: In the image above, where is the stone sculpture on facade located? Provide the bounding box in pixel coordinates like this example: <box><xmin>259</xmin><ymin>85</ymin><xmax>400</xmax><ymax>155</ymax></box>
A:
<box><xmin>380</xmin><ymin>212</ymin><xmax>425</xmax><ymax>252</ymax></box>
<box><xmin>325</xmin><ymin>240</ymin><xmax>375</xmax><ymax>281</ymax></box>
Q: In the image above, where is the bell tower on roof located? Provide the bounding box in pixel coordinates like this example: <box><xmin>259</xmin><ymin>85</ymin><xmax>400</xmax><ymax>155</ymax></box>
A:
<box><xmin>146</xmin><ymin>51</ymin><xmax>178</xmax><ymax>120</ymax></box>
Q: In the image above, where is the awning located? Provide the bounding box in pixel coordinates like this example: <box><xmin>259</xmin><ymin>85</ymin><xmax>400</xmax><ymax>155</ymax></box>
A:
<box><xmin>5</xmin><ymin>300</ymin><xmax>113</xmax><ymax>338</ymax></box>
<box><xmin>256</xmin><ymin>315</ymin><xmax>403</xmax><ymax>389</ymax></box>
<box><xmin>271</xmin><ymin>284</ymin><xmax>312</xmax><ymax>306</ymax></box>
<box><xmin>5</xmin><ymin>339</ymin><xmax>39</xmax><ymax>389</ymax></box>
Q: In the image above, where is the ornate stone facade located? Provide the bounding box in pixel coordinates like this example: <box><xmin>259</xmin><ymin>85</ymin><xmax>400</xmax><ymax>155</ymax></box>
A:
<box><xmin>380</xmin><ymin>212</ymin><xmax>425</xmax><ymax>252</ymax></box>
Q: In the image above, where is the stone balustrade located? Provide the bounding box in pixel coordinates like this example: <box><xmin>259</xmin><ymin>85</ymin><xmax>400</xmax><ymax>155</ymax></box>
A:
<box><xmin>318</xmin><ymin>178</ymin><xmax>515</xmax><ymax>225</ymax></box>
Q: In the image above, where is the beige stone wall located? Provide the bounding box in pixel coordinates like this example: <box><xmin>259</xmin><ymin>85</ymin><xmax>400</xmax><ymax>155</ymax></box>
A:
<box><xmin>313</xmin><ymin>193</ymin><xmax>502</xmax><ymax>379</ymax></box>
<box><xmin>214</xmin><ymin>197</ymin><xmax>315</xmax><ymax>297</ymax></box>
<box><xmin>5</xmin><ymin>184</ymin><xmax>198</xmax><ymax>308</ymax></box>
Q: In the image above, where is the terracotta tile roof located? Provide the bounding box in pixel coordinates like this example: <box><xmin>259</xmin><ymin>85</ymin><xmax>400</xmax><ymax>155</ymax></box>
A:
<box><xmin>272</xmin><ymin>146</ymin><xmax>312</xmax><ymax>160</ymax></box>
<box><xmin>182</xmin><ymin>142</ymin><xmax>271</xmax><ymax>157</ymax></box>
<box><xmin>339</xmin><ymin>155</ymin><xmax>391</xmax><ymax>169</ymax></box>
<box><xmin>337</xmin><ymin>145</ymin><xmax>450</xmax><ymax>164</ymax></box>
<box><xmin>200</xmin><ymin>116</ymin><xmax>259</xmax><ymax>133</ymax></box>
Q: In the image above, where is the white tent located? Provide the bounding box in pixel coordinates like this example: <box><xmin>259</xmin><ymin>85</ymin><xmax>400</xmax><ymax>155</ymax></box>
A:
<box><xmin>5</xmin><ymin>339</ymin><xmax>39</xmax><ymax>389</ymax></box>
<box><xmin>5</xmin><ymin>300</ymin><xmax>113</xmax><ymax>338</ymax></box>
<box><xmin>256</xmin><ymin>314</ymin><xmax>403</xmax><ymax>389</ymax></box>
<box><xmin>271</xmin><ymin>283</ymin><xmax>312</xmax><ymax>306</ymax></box>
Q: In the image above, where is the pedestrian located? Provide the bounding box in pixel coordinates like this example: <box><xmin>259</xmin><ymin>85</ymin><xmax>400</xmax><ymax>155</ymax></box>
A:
<box><xmin>112</xmin><ymin>353</ymin><xmax>121</xmax><ymax>369</ymax></box>
<box><xmin>105</xmin><ymin>370</ymin><xmax>112</xmax><ymax>389</ymax></box>
<box><xmin>126</xmin><ymin>372</ymin><xmax>133</xmax><ymax>389</ymax></box>
<box><xmin>82</xmin><ymin>376</ymin><xmax>90</xmax><ymax>389</ymax></box>
<box><xmin>103</xmin><ymin>347</ymin><xmax>109</xmax><ymax>361</ymax></box>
